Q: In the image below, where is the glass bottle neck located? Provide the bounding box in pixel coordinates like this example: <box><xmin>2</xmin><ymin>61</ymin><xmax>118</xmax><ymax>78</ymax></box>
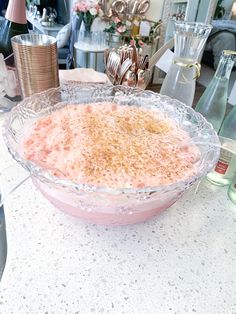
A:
<box><xmin>222</xmin><ymin>104</ymin><xmax>236</xmax><ymax>126</ymax></box>
<box><xmin>5</xmin><ymin>0</ymin><xmax>27</xmax><ymax>24</ymax></box>
<box><xmin>215</xmin><ymin>56</ymin><xmax>235</xmax><ymax>80</ymax></box>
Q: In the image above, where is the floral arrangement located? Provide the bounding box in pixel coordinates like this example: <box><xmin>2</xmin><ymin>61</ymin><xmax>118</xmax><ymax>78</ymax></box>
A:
<box><xmin>104</xmin><ymin>16</ymin><xmax>130</xmax><ymax>35</ymax></box>
<box><xmin>129</xmin><ymin>37</ymin><xmax>144</xmax><ymax>48</ymax></box>
<box><xmin>73</xmin><ymin>0</ymin><xmax>104</xmax><ymax>32</ymax></box>
<box><xmin>105</xmin><ymin>16</ymin><xmax>142</xmax><ymax>47</ymax></box>
<box><xmin>104</xmin><ymin>17</ymin><xmax>161</xmax><ymax>48</ymax></box>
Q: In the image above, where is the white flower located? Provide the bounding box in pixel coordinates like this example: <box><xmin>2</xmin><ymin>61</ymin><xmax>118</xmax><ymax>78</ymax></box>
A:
<box><xmin>0</xmin><ymin>54</ymin><xmax>8</xmax><ymax>79</ymax></box>
<box><xmin>3</xmin><ymin>70</ymin><xmax>17</xmax><ymax>97</ymax></box>
<box><xmin>89</xmin><ymin>7</ymin><xmax>97</xmax><ymax>15</ymax></box>
<box><xmin>126</xmin><ymin>20</ymin><xmax>132</xmax><ymax>27</ymax></box>
<box><xmin>0</xmin><ymin>53</ymin><xmax>17</xmax><ymax>98</ymax></box>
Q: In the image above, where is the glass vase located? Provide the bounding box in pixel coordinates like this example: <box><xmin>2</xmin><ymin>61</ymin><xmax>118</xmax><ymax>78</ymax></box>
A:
<box><xmin>160</xmin><ymin>22</ymin><xmax>212</xmax><ymax>107</ymax></box>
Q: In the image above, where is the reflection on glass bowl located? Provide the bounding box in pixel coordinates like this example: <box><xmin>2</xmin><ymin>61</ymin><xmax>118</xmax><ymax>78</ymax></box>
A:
<box><xmin>3</xmin><ymin>83</ymin><xmax>220</xmax><ymax>225</ymax></box>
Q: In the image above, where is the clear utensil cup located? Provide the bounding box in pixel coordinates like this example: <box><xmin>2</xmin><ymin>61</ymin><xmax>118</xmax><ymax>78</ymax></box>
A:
<box><xmin>11</xmin><ymin>34</ymin><xmax>59</xmax><ymax>98</ymax></box>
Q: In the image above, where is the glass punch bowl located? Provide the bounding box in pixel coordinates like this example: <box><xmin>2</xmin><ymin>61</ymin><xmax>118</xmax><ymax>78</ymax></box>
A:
<box><xmin>3</xmin><ymin>84</ymin><xmax>220</xmax><ymax>225</ymax></box>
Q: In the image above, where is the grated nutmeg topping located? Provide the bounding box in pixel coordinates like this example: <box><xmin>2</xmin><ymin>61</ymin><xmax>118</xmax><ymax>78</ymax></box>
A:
<box><xmin>23</xmin><ymin>102</ymin><xmax>200</xmax><ymax>188</ymax></box>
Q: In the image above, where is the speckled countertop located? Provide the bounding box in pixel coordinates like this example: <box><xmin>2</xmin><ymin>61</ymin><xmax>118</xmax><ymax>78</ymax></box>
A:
<box><xmin>0</xmin><ymin>114</ymin><xmax>236</xmax><ymax>314</ymax></box>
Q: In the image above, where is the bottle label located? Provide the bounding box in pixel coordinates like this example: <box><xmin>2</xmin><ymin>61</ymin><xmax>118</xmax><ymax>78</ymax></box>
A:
<box><xmin>215</xmin><ymin>160</ymin><xmax>229</xmax><ymax>174</ymax></box>
<box><xmin>214</xmin><ymin>137</ymin><xmax>236</xmax><ymax>177</ymax></box>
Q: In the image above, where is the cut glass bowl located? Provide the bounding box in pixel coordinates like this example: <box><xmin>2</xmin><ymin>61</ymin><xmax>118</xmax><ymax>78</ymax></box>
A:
<box><xmin>3</xmin><ymin>83</ymin><xmax>220</xmax><ymax>225</ymax></box>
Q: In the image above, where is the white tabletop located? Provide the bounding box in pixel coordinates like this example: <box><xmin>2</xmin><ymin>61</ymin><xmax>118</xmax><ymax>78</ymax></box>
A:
<box><xmin>0</xmin><ymin>113</ymin><xmax>236</xmax><ymax>313</ymax></box>
<box><xmin>26</xmin><ymin>11</ymin><xmax>63</xmax><ymax>34</ymax></box>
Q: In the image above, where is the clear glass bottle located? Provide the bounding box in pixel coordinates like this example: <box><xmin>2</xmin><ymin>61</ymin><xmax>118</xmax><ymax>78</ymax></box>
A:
<box><xmin>207</xmin><ymin>104</ymin><xmax>236</xmax><ymax>186</ymax></box>
<box><xmin>0</xmin><ymin>0</ymin><xmax>28</xmax><ymax>61</ymax></box>
<box><xmin>195</xmin><ymin>50</ymin><xmax>236</xmax><ymax>133</ymax></box>
<box><xmin>160</xmin><ymin>21</ymin><xmax>212</xmax><ymax>107</ymax></box>
<box><xmin>228</xmin><ymin>178</ymin><xmax>236</xmax><ymax>205</ymax></box>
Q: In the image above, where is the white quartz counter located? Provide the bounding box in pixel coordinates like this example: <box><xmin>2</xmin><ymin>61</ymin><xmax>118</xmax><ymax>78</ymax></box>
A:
<box><xmin>0</xmin><ymin>113</ymin><xmax>236</xmax><ymax>314</ymax></box>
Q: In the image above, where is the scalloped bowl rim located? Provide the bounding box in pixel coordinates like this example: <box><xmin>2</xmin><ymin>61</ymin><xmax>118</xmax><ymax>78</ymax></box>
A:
<box><xmin>3</xmin><ymin>84</ymin><xmax>221</xmax><ymax>195</ymax></box>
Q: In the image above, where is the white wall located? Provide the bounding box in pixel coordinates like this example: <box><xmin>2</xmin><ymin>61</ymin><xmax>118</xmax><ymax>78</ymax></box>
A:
<box><xmin>145</xmin><ymin>0</ymin><xmax>165</xmax><ymax>21</ymax></box>
<box><xmin>57</xmin><ymin>0</ymin><xmax>71</xmax><ymax>24</ymax></box>
<box><xmin>222</xmin><ymin>0</ymin><xmax>235</xmax><ymax>17</ymax></box>
<box><xmin>223</xmin><ymin>0</ymin><xmax>234</xmax><ymax>11</ymax></box>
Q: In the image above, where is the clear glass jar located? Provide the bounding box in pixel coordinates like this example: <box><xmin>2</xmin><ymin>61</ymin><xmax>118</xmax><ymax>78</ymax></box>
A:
<box><xmin>160</xmin><ymin>21</ymin><xmax>212</xmax><ymax>107</ymax></box>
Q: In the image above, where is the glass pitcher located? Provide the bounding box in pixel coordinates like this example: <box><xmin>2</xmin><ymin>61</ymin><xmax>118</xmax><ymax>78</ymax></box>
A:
<box><xmin>160</xmin><ymin>21</ymin><xmax>212</xmax><ymax>107</ymax></box>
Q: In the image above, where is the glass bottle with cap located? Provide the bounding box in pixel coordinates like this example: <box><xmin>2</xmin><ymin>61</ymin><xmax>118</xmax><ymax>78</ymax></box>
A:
<box><xmin>160</xmin><ymin>21</ymin><xmax>212</xmax><ymax>107</ymax></box>
<box><xmin>206</xmin><ymin>101</ymin><xmax>236</xmax><ymax>186</ymax></box>
<box><xmin>0</xmin><ymin>0</ymin><xmax>28</xmax><ymax>64</ymax></box>
<box><xmin>195</xmin><ymin>50</ymin><xmax>236</xmax><ymax>133</ymax></box>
